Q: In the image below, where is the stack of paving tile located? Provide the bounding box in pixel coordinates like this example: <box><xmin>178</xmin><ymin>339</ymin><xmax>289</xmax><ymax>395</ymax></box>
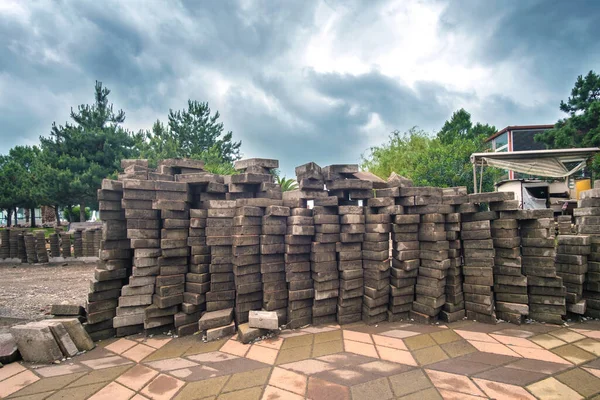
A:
<box><xmin>73</xmin><ymin>230</ymin><xmax>83</xmax><ymax>257</ymax></box>
<box><xmin>363</xmin><ymin>203</ymin><xmax>391</xmax><ymax>324</ymax></box>
<box><xmin>231</xmin><ymin>205</ymin><xmax>263</xmax><ymax>324</ymax></box>
<box><xmin>230</xmin><ymin>158</ymin><xmax>281</xmax><ymax>201</ymax></box>
<box><xmin>442</xmin><ymin>209</ymin><xmax>465</xmax><ymax>323</ymax></box>
<box><xmin>516</xmin><ymin>209</ymin><xmax>565</xmax><ymax>324</ymax></box>
<box><xmin>9</xmin><ymin>228</ymin><xmax>19</xmax><ymax>259</ymax></box>
<box><xmin>94</xmin><ymin>229</ymin><xmax>102</xmax><ymax>257</ymax></box>
<box><xmin>176</xmin><ymin>208</ymin><xmax>209</xmax><ymax>336</ymax></box>
<box><xmin>460</xmin><ymin>202</ymin><xmax>497</xmax><ymax>324</ymax></box>
<box><xmin>491</xmin><ymin>209</ymin><xmax>528</xmax><ymax>324</ymax></box>
<box><xmin>88</xmin><ymin>179</ymin><xmax>130</xmax><ymax>340</ymax></box>
<box><xmin>296</xmin><ymin>162</ymin><xmax>325</xmax><ymax>192</ymax></box>
<box><xmin>577</xmin><ymin>189</ymin><xmax>600</xmax><ymax>318</ymax></box>
<box><xmin>48</xmin><ymin>233</ymin><xmax>60</xmax><ymax>258</ymax></box>
<box><xmin>119</xmin><ymin>158</ymin><xmax>150</xmax><ymax>180</ymax></box>
<box><xmin>83</xmin><ymin>230</ymin><xmax>95</xmax><ymax>257</ymax></box>
<box><xmin>262</xmin><ymin>205</ymin><xmax>290</xmax><ymax>323</ymax></box>
<box><xmin>557</xmin><ymin>215</ymin><xmax>573</xmax><ymax>235</ymax></box>
<box><xmin>60</xmin><ymin>232</ymin><xmax>71</xmax><ymax>257</ymax></box>
<box><xmin>389</xmin><ymin>211</ymin><xmax>418</xmax><ymax>321</ymax></box>
<box><xmin>0</xmin><ymin>229</ymin><xmax>9</xmax><ymax>259</ymax></box>
<box><xmin>150</xmin><ymin>180</ymin><xmax>190</xmax><ymax>332</ymax></box>
<box><xmin>23</xmin><ymin>233</ymin><xmax>37</xmax><ymax>263</ymax></box>
<box><xmin>117</xmin><ymin>177</ymin><xmax>160</xmax><ymax>336</ymax></box>
<box><xmin>556</xmin><ymin>235</ymin><xmax>590</xmax><ymax>316</ymax></box>
<box><xmin>205</xmin><ymin>200</ymin><xmax>236</xmax><ymax>315</ymax></box>
<box><xmin>17</xmin><ymin>231</ymin><xmax>26</xmax><ymax>262</ymax></box>
<box><xmin>34</xmin><ymin>230</ymin><xmax>49</xmax><ymax>263</ymax></box>
<box><xmin>324</xmin><ymin>164</ymin><xmax>373</xmax><ymax>202</ymax></box>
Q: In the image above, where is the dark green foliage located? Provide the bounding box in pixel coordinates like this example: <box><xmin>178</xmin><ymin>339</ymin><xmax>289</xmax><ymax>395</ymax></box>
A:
<box><xmin>63</xmin><ymin>206</ymin><xmax>91</xmax><ymax>223</ymax></box>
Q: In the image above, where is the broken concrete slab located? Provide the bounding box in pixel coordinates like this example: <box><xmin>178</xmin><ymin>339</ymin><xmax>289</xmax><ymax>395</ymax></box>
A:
<box><xmin>51</xmin><ymin>318</ymin><xmax>95</xmax><ymax>351</ymax></box>
<box><xmin>237</xmin><ymin>323</ymin><xmax>266</xmax><ymax>344</ymax></box>
<box><xmin>0</xmin><ymin>333</ymin><xmax>20</xmax><ymax>364</ymax></box>
<box><xmin>248</xmin><ymin>310</ymin><xmax>279</xmax><ymax>330</ymax></box>
<box><xmin>10</xmin><ymin>322</ymin><xmax>63</xmax><ymax>363</ymax></box>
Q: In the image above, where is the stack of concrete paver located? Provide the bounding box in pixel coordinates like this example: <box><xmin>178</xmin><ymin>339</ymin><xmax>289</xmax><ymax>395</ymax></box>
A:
<box><xmin>35</xmin><ymin>231</ymin><xmax>48</xmax><ymax>263</ymax></box>
<box><xmin>232</xmin><ymin>205</ymin><xmax>262</xmax><ymax>325</ymax></box>
<box><xmin>87</xmin><ymin>179</ymin><xmax>129</xmax><ymax>340</ymax></box>
<box><xmin>73</xmin><ymin>230</ymin><xmax>83</xmax><ymax>257</ymax></box>
<box><xmin>115</xmin><ymin>177</ymin><xmax>158</xmax><ymax>336</ymax></box>
<box><xmin>556</xmin><ymin>235</ymin><xmax>590</xmax><ymax>316</ymax></box>
<box><xmin>23</xmin><ymin>233</ymin><xmax>37</xmax><ymax>263</ymax></box>
<box><xmin>491</xmin><ymin>207</ymin><xmax>528</xmax><ymax>324</ymax></box>
<box><xmin>578</xmin><ymin>189</ymin><xmax>600</xmax><ymax>318</ymax></box>
<box><xmin>230</xmin><ymin>158</ymin><xmax>282</xmax><ymax>201</ymax></box>
<box><xmin>83</xmin><ymin>230</ymin><xmax>95</xmax><ymax>257</ymax></box>
<box><xmin>9</xmin><ymin>229</ymin><xmax>18</xmax><ymax>259</ymax></box>
<box><xmin>517</xmin><ymin>209</ymin><xmax>565</xmax><ymax>324</ymax></box>
<box><xmin>461</xmin><ymin>202</ymin><xmax>497</xmax><ymax>324</ymax></box>
<box><xmin>389</xmin><ymin>212</ymin><xmax>419</xmax><ymax>321</ymax></box>
<box><xmin>49</xmin><ymin>233</ymin><xmax>60</xmax><ymax>258</ymax></box>
<box><xmin>442</xmin><ymin>209</ymin><xmax>465</xmax><ymax>322</ymax></box>
<box><xmin>150</xmin><ymin>180</ymin><xmax>190</xmax><ymax>332</ymax></box>
<box><xmin>324</xmin><ymin>164</ymin><xmax>373</xmax><ymax>202</ymax></box>
<box><xmin>60</xmin><ymin>232</ymin><xmax>71</xmax><ymax>257</ymax></box>
<box><xmin>177</xmin><ymin>208</ymin><xmax>208</xmax><ymax>336</ymax></box>
<box><xmin>261</xmin><ymin>204</ymin><xmax>288</xmax><ymax>322</ymax></box>
<box><xmin>0</xmin><ymin>229</ymin><xmax>8</xmax><ymax>259</ymax></box>
<box><xmin>363</xmin><ymin>200</ymin><xmax>392</xmax><ymax>324</ymax></box>
<box><xmin>557</xmin><ymin>215</ymin><xmax>573</xmax><ymax>235</ymax></box>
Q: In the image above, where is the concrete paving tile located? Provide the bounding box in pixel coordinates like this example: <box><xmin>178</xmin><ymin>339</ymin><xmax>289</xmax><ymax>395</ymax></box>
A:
<box><xmin>527</xmin><ymin>377</ymin><xmax>583</xmax><ymax>400</ymax></box>
<box><xmin>0</xmin><ymin>363</ymin><xmax>26</xmax><ymax>382</ymax></box>
<box><xmin>396</xmin><ymin>387</ymin><xmax>442</xmax><ymax>400</ymax></box>
<box><xmin>412</xmin><ymin>346</ymin><xmax>449</xmax><ymax>366</ymax></box>
<box><xmin>582</xmin><ymin>331</ymin><xmax>600</xmax><ymax>340</ymax></box>
<box><xmin>44</xmin><ymin>383</ymin><xmax>106</xmax><ymax>400</ymax></box>
<box><xmin>122</xmin><ymin>344</ymin><xmax>156</xmax><ymax>363</ymax></box>
<box><xmin>555</xmin><ymin>368</ymin><xmax>600</xmax><ymax>397</ymax></box>
<box><xmin>425</xmin><ymin>369</ymin><xmax>485</xmax><ymax>397</ymax></box>
<box><xmin>255</xmin><ymin>337</ymin><xmax>284</xmax><ymax>350</ymax></box>
<box><xmin>509</xmin><ymin>346</ymin><xmax>571</xmax><ymax>364</ymax></box>
<box><xmin>440</xmin><ymin>340</ymin><xmax>477</xmax><ymax>358</ymax></box>
<box><xmin>221</xmin><ymin>367</ymin><xmax>271</xmax><ymax>392</ymax></box>
<box><xmin>169</xmin><ymin>365</ymin><xmax>219</xmax><ymax>381</ymax></box>
<box><xmin>140</xmin><ymin>374</ymin><xmax>185</xmax><ymax>400</ymax></box>
<box><xmin>457</xmin><ymin>351</ymin><xmax>519</xmax><ymax>366</ymax></box>
<box><xmin>67</xmin><ymin>366</ymin><xmax>132</xmax><ymax>388</ymax></box>
<box><xmin>457</xmin><ymin>322</ymin><xmax>509</xmax><ymax>333</ymax></box>
<box><xmin>403</xmin><ymin>334</ymin><xmax>436</xmax><ymax>350</ymax></box>
<box><xmin>430</xmin><ymin>330</ymin><xmax>461</xmax><ymax>345</ymax></box>
<box><xmin>351</xmin><ymin>377</ymin><xmax>393</xmax><ymax>400</ymax></box>
<box><xmin>313</xmin><ymin>368</ymin><xmax>378</xmax><ymax>386</ymax></box>
<box><xmin>207</xmin><ymin>357</ymin><xmax>269</xmax><ymax>376</ymax></box>
<box><xmin>87</xmin><ymin>382</ymin><xmax>135</xmax><ymax>400</ymax></box>
<box><xmin>473</xmin><ymin>366</ymin><xmax>546</xmax><ymax>386</ymax></box>
<box><xmin>468</xmin><ymin>340</ymin><xmax>521</xmax><ymax>357</ymax></box>
<box><xmin>342</xmin><ymin>330</ymin><xmax>372</xmax><ymax>344</ymax></box>
<box><xmin>473</xmin><ymin>378</ymin><xmax>536</xmax><ymax>400</ymax></box>
<box><xmin>490</xmin><ymin>329</ymin><xmax>535</xmax><ymax>338</ymax></box>
<box><xmin>312</xmin><ymin>340</ymin><xmax>343</xmax><ymax>357</ymax></box>
<box><xmin>186</xmin><ymin>351</ymin><xmax>239</xmax><ymax>363</ymax></box>
<box><xmin>184</xmin><ymin>338</ymin><xmax>229</xmax><ymax>356</ymax></box>
<box><xmin>376</xmin><ymin>346</ymin><xmax>417</xmax><ymax>366</ymax></box>
<box><xmin>142</xmin><ymin>338</ymin><xmax>172</xmax><ymax>350</ymax></box>
<box><xmin>357</xmin><ymin>360</ymin><xmax>413</xmax><ymax>376</ymax></box>
<box><xmin>261</xmin><ymin>385</ymin><xmax>304</xmax><ymax>400</ymax></box>
<box><xmin>81</xmin><ymin>356</ymin><xmax>134</xmax><ymax>370</ymax></box>
<box><xmin>115</xmin><ymin>364</ymin><xmax>159</xmax><ymax>392</ymax></box>
<box><xmin>268</xmin><ymin>367</ymin><xmax>307</xmax><ymax>395</ymax></box>
<box><xmin>275</xmin><ymin>346</ymin><xmax>312</xmax><ymax>365</ymax></box>
<box><xmin>343</xmin><ymin>340</ymin><xmax>378</xmax><ymax>358</ymax></box>
<box><xmin>379</xmin><ymin>329</ymin><xmax>420</xmax><ymax>339</ymax></box>
<box><xmin>146</xmin><ymin>357</ymin><xmax>199</xmax><ymax>372</ymax></box>
<box><xmin>426</xmin><ymin>358</ymin><xmax>493</xmax><ymax>376</ymax></box>
<box><xmin>281</xmin><ymin>334</ymin><xmax>313</xmax><ymax>350</ymax></box>
<box><xmin>314</xmin><ymin>330</ymin><xmax>342</xmax><ymax>344</ymax></box>
<box><xmin>505</xmin><ymin>358</ymin><xmax>571</xmax><ymax>375</ymax></box>
<box><xmin>586</xmin><ymin>358</ymin><xmax>600</xmax><ymax>369</ymax></box>
<box><xmin>9</xmin><ymin>372</ymin><xmax>84</xmax><ymax>397</ymax></box>
<box><xmin>389</xmin><ymin>369</ymin><xmax>432</xmax><ymax>397</ymax></box>
<box><xmin>0</xmin><ymin>370</ymin><xmax>40</xmax><ymax>398</ymax></box>
<box><xmin>489</xmin><ymin>334</ymin><xmax>541</xmax><ymax>349</ymax></box>
<box><xmin>584</xmin><ymin>367</ymin><xmax>600</xmax><ymax>379</ymax></box>
<box><xmin>8</xmin><ymin>392</ymin><xmax>55</xmax><ymax>400</ymax></box>
<box><xmin>552</xmin><ymin>344</ymin><xmax>596</xmax><ymax>364</ymax></box>
<box><xmin>245</xmin><ymin>344</ymin><xmax>278</xmax><ymax>365</ymax></box>
<box><xmin>530</xmin><ymin>334</ymin><xmax>567</xmax><ymax>349</ymax></box>
<box><xmin>74</xmin><ymin>348</ymin><xmax>114</xmax><ymax>362</ymax></box>
<box><xmin>280</xmin><ymin>359</ymin><xmax>335</xmax><ymax>375</ymax></box>
<box><xmin>145</xmin><ymin>337</ymin><xmax>201</xmax><ymax>361</ymax></box>
<box><xmin>217</xmin><ymin>387</ymin><xmax>262</xmax><ymax>400</ymax></box>
<box><xmin>549</xmin><ymin>329</ymin><xmax>586</xmax><ymax>343</ymax></box>
<box><xmin>317</xmin><ymin>352</ymin><xmax>378</xmax><ymax>368</ymax></box>
<box><xmin>455</xmin><ymin>330</ymin><xmax>498</xmax><ymax>343</ymax></box>
<box><xmin>306</xmin><ymin>377</ymin><xmax>350</xmax><ymax>400</ymax></box>
<box><xmin>219</xmin><ymin>339</ymin><xmax>250</xmax><ymax>357</ymax></box>
<box><xmin>302</xmin><ymin>325</ymin><xmax>340</xmax><ymax>334</ymax></box>
<box><xmin>105</xmin><ymin>339</ymin><xmax>138</xmax><ymax>355</ymax></box>
<box><xmin>574</xmin><ymin>338</ymin><xmax>600</xmax><ymax>356</ymax></box>
<box><xmin>130</xmin><ymin>395</ymin><xmax>150</xmax><ymax>400</ymax></box>
<box><xmin>372</xmin><ymin>334</ymin><xmax>407</xmax><ymax>350</ymax></box>
<box><xmin>437</xmin><ymin>389</ymin><xmax>486</xmax><ymax>399</ymax></box>
<box><xmin>33</xmin><ymin>364</ymin><xmax>89</xmax><ymax>378</ymax></box>
<box><xmin>172</xmin><ymin>376</ymin><xmax>228</xmax><ymax>400</ymax></box>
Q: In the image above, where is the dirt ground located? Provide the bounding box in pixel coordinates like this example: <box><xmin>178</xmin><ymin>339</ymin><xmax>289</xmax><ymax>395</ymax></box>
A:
<box><xmin>0</xmin><ymin>262</ymin><xmax>94</xmax><ymax>331</ymax></box>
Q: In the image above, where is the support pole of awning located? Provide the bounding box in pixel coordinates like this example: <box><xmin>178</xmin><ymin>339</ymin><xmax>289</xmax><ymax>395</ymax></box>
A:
<box><xmin>473</xmin><ymin>163</ymin><xmax>477</xmax><ymax>194</ymax></box>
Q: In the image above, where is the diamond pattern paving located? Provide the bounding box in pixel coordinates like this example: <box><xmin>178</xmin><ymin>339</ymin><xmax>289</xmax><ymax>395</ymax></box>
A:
<box><xmin>5</xmin><ymin>320</ymin><xmax>600</xmax><ymax>399</ymax></box>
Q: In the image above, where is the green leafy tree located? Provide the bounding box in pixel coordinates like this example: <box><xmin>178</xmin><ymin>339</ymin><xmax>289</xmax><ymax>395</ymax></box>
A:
<box><xmin>536</xmin><ymin>70</ymin><xmax>600</xmax><ymax>173</ymax></box>
<box><xmin>275</xmin><ymin>176</ymin><xmax>299</xmax><ymax>192</ymax></box>
<box><xmin>40</xmin><ymin>81</ymin><xmax>137</xmax><ymax>221</ymax></box>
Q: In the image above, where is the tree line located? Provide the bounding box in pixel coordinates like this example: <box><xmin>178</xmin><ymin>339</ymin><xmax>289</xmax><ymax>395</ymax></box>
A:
<box><xmin>363</xmin><ymin>70</ymin><xmax>600</xmax><ymax>191</ymax></box>
<box><xmin>0</xmin><ymin>81</ymin><xmax>241</xmax><ymax>227</ymax></box>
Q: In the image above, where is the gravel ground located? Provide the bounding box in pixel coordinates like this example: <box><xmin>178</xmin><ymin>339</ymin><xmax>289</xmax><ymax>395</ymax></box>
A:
<box><xmin>0</xmin><ymin>262</ymin><xmax>94</xmax><ymax>326</ymax></box>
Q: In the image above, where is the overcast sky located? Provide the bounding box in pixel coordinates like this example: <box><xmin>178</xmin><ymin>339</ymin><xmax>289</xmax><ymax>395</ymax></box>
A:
<box><xmin>1</xmin><ymin>0</ymin><xmax>599</xmax><ymax>176</ymax></box>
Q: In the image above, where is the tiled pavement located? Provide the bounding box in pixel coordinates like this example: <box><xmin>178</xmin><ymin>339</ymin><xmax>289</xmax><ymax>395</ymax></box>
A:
<box><xmin>4</xmin><ymin>320</ymin><xmax>600</xmax><ymax>399</ymax></box>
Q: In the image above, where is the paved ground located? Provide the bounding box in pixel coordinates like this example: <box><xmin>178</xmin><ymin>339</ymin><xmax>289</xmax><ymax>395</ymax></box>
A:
<box><xmin>3</xmin><ymin>319</ymin><xmax>600</xmax><ymax>399</ymax></box>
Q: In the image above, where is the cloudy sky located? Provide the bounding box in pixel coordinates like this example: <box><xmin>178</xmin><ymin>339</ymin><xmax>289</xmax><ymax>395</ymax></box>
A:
<box><xmin>1</xmin><ymin>0</ymin><xmax>599</xmax><ymax>176</ymax></box>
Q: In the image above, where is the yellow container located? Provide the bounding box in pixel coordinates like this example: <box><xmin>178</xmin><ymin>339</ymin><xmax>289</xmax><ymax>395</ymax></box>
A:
<box><xmin>576</xmin><ymin>178</ymin><xmax>592</xmax><ymax>199</ymax></box>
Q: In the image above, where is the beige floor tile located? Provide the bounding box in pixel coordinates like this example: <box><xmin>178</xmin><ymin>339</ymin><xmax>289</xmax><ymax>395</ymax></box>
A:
<box><xmin>219</xmin><ymin>339</ymin><xmax>250</xmax><ymax>357</ymax></box>
<box><xmin>145</xmin><ymin>357</ymin><xmax>198</xmax><ymax>372</ymax></box>
<box><xmin>372</xmin><ymin>334</ymin><xmax>407</xmax><ymax>350</ymax></box>
<box><xmin>0</xmin><ymin>362</ymin><xmax>26</xmax><ymax>382</ymax></box>
<box><xmin>527</xmin><ymin>377</ymin><xmax>583</xmax><ymax>400</ymax></box>
<box><xmin>261</xmin><ymin>385</ymin><xmax>304</xmax><ymax>400</ymax></box>
<box><xmin>0</xmin><ymin>370</ymin><xmax>40</xmax><ymax>398</ymax></box>
<box><xmin>377</xmin><ymin>346</ymin><xmax>417</xmax><ymax>366</ymax></box>
<box><xmin>344</xmin><ymin>340</ymin><xmax>378</xmax><ymax>358</ymax></box>
<box><xmin>122</xmin><ymin>344</ymin><xmax>156</xmax><ymax>363</ymax></box>
<box><xmin>342</xmin><ymin>330</ymin><xmax>372</xmax><ymax>344</ymax></box>
<box><xmin>217</xmin><ymin>387</ymin><xmax>262</xmax><ymax>400</ymax></box>
<box><xmin>105</xmin><ymin>339</ymin><xmax>138</xmax><ymax>355</ymax></box>
<box><xmin>473</xmin><ymin>378</ymin><xmax>536</xmax><ymax>400</ymax></box>
<box><xmin>140</xmin><ymin>374</ymin><xmax>185</xmax><ymax>400</ymax></box>
<box><xmin>510</xmin><ymin>346</ymin><xmax>571</xmax><ymax>364</ymax></box>
<box><xmin>116</xmin><ymin>364</ymin><xmax>159</xmax><ymax>392</ymax></box>
<box><xmin>351</xmin><ymin>377</ymin><xmax>393</xmax><ymax>400</ymax></box>
<box><xmin>87</xmin><ymin>381</ymin><xmax>135</xmax><ymax>400</ymax></box>
<box><xmin>549</xmin><ymin>329</ymin><xmax>586</xmax><ymax>343</ymax></box>
<box><xmin>425</xmin><ymin>369</ymin><xmax>485</xmax><ymax>397</ymax></box>
<box><xmin>221</xmin><ymin>367</ymin><xmax>271</xmax><ymax>392</ymax></box>
<box><xmin>490</xmin><ymin>334</ymin><xmax>541</xmax><ymax>349</ymax></box>
<box><xmin>468</xmin><ymin>340</ymin><xmax>521</xmax><ymax>357</ymax></box>
<box><xmin>33</xmin><ymin>364</ymin><xmax>89</xmax><ymax>378</ymax></box>
<box><xmin>268</xmin><ymin>367</ymin><xmax>307</xmax><ymax>395</ymax></box>
<box><xmin>530</xmin><ymin>334</ymin><xmax>567</xmax><ymax>349</ymax></box>
<box><xmin>245</xmin><ymin>345</ymin><xmax>278</xmax><ymax>365</ymax></box>
<box><xmin>574</xmin><ymin>338</ymin><xmax>600</xmax><ymax>356</ymax></box>
<box><xmin>455</xmin><ymin>330</ymin><xmax>499</xmax><ymax>343</ymax></box>
<box><xmin>172</xmin><ymin>376</ymin><xmax>229</xmax><ymax>400</ymax></box>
